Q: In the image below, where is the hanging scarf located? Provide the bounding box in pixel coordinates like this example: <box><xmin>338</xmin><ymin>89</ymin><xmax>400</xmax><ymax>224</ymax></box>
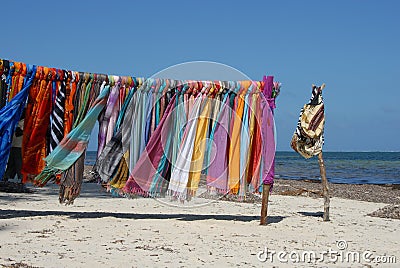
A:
<box><xmin>245</xmin><ymin>91</ymin><xmax>262</xmax><ymax>191</ymax></box>
<box><xmin>129</xmin><ymin>89</ymin><xmax>148</xmax><ymax>169</ymax></box>
<box><xmin>147</xmin><ymin>93</ymin><xmax>178</xmax><ymax>195</ymax></box>
<box><xmin>239</xmin><ymin>88</ymin><xmax>251</xmax><ymax>197</ymax></box>
<box><xmin>261</xmin><ymin>76</ymin><xmax>278</xmax><ymax>186</ymax></box>
<box><xmin>94</xmin><ymin>86</ymin><xmax>139</xmax><ymax>183</ymax></box>
<box><xmin>228</xmin><ymin>89</ymin><xmax>244</xmax><ymax>194</ymax></box>
<box><xmin>49</xmin><ymin>70</ymin><xmax>67</xmax><ymax>152</ymax></box>
<box><xmin>34</xmin><ymin>84</ymin><xmax>110</xmax><ymax>199</ymax></box>
<box><xmin>0</xmin><ymin>60</ymin><xmax>10</xmax><ymax>109</ymax></box>
<box><xmin>63</xmin><ymin>71</ymin><xmax>78</xmax><ymax>136</ymax></box>
<box><xmin>8</xmin><ymin>62</ymin><xmax>27</xmax><ymax>102</ymax></box>
<box><xmin>167</xmin><ymin>94</ymin><xmax>203</xmax><ymax>200</ymax></box>
<box><xmin>123</xmin><ymin>95</ymin><xmax>177</xmax><ymax>196</ymax></box>
<box><xmin>187</xmin><ymin>96</ymin><xmax>211</xmax><ymax>197</ymax></box>
<box><xmin>97</xmin><ymin>80</ymin><xmax>120</xmax><ymax>157</ymax></box>
<box><xmin>21</xmin><ymin>67</ymin><xmax>56</xmax><ymax>182</ymax></box>
<box><xmin>59</xmin><ymin>74</ymin><xmax>103</xmax><ymax>200</ymax></box>
<box><xmin>95</xmin><ymin>85</ymin><xmax>136</xmax><ymax>191</ymax></box>
<box><xmin>0</xmin><ymin>65</ymin><xmax>36</xmax><ymax>180</ymax></box>
<box><xmin>205</xmin><ymin>94</ymin><xmax>230</xmax><ymax>194</ymax></box>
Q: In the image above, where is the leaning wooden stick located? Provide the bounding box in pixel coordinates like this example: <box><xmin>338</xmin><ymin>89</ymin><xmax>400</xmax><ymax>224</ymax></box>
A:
<box><xmin>318</xmin><ymin>83</ymin><xmax>329</xmax><ymax>221</ymax></box>
<box><xmin>260</xmin><ymin>184</ymin><xmax>271</xmax><ymax>225</ymax></box>
<box><xmin>318</xmin><ymin>152</ymin><xmax>330</xmax><ymax>221</ymax></box>
<box><xmin>290</xmin><ymin>82</ymin><xmax>329</xmax><ymax>221</ymax></box>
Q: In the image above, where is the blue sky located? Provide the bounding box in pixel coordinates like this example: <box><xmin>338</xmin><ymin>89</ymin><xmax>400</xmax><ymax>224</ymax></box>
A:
<box><xmin>1</xmin><ymin>0</ymin><xmax>399</xmax><ymax>151</ymax></box>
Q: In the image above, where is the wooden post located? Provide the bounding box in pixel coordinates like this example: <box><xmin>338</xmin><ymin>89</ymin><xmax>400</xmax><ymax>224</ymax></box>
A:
<box><xmin>318</xmin><ymin>152</ymin><xmax>330</xmax><ymax>221</ymax></box>
<box><xmin>260</xmin><ymin>184</ymin><xmax>271</xmax><ymax>225</ymax></box>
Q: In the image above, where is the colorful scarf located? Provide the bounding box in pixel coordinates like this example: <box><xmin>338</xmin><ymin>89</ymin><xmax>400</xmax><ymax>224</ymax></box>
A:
<box><xmin>0</xmin><ymin>65</ymin><xmax>36</xmax><ymax>180</ymax></box>
<box><xmin>94</xmin><ymin>87</ymin><xmax>138</xmax><ymax>183</ymax></box>
<box><xmin>21</xmin><ymin>67</ymin><xmax>55</xmax><ymax>182</ymax></box>
<box><xmin>34</xmin><ymin>84</ymin><xmax>110</xmax><ymax>191</ymax></box>
<box><xmin>167</xmin><ymin>94</ymin><xmax>203</xmax><ymax>200</ymax></box>
<box><xmin>123</xmin><ymin>94</ymin><xmax>177</xmax><ymax>196</ymax></box>
<box><xmin>206</xmin><ymin>94</ymin><xmax>230</xmax><ymax>193</ymax></box>
<box><xmin>261</xmin><ymin>76</ymin><xmax>278</xmax><ymax>186</ymax></box>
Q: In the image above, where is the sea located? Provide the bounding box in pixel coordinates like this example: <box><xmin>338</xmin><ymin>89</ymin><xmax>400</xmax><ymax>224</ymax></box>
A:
<box><xmin>85</xmin><ymin>151</ymin><xmax>400</xmax><ymax>185</ymax></box>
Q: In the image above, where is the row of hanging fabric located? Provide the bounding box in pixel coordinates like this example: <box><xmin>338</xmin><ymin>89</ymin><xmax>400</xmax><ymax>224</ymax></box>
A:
<box><xmin>0</xmin><ymin>58</ymin><xmax>280</xmax><ymax>204</ymax></box>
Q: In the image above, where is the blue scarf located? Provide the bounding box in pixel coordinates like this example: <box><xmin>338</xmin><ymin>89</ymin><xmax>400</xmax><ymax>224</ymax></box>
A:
<box><xmin>0</xmin><ymin>65</ymin><xmax>36</xmax><ymax>180</ymax></box>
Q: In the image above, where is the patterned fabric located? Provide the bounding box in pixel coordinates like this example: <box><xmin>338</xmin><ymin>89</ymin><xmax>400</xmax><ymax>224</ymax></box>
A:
<box><xmin>291</xmin><ymin>84</ymin><xmax>325</xmax><ymax>159</ymax></box>
<box><xmin>0</xmin><ymin>60</ymin><xmax>10</xmax><ymax>109</ymax></box>
<box><xmin>167</xmin><ymin>94</ymin><xmax>203</xmax><ymax>200</ymax></box>
<box><xmin>97</xmin><ymin>80</ymin><xmax>120</xmax><ymax>157</ymax></box>
<box><xmin>34</xmin><ymin>83</ymin><xmax>110</xmax><ymax>187</ymax></box>
<box><xmin>123</xmin><ymin>95</ymin><xmax>177</xmax><ymax>196</ymax></box>
<box><xmin>0</xmin><ymin>65</ymin><xmax>36</xmax><ymax>180</ymax></box>
<box><xmin>63</xmin><ymin>71</ymin><xmax>78</xmax><ymax>136</ymax></box>
<box><xmin>21</xmin><ymin>67</ymin><xmax>55</xmax><ymax>182</ymax></box>
<box><xmin>94</xmin><ymin>85</ymin><xmax>138</xmax><ymax>185</ymax></box>
<box><xmin>1</xmin><ymin>57</ymin><xmax>281</xmax><ymax>203</ymax></box>
<box><xmin>49</xmin><ymin>70</ymin><xmax>67</xmax><ymax>152</ymax></box>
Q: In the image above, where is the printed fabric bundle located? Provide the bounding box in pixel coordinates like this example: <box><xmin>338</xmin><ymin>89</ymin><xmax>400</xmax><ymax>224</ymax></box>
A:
<box><xmin>291</xmin><ymin>84</ymin><xmax>325</xmax><ymax>158</ymax></box>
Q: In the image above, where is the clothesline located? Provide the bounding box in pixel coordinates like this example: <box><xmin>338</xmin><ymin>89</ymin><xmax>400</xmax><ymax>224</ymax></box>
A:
<box><xmin>0</xmin><ymin>58</ymin><xmax>280</xmax><ymax>204</ymax></box>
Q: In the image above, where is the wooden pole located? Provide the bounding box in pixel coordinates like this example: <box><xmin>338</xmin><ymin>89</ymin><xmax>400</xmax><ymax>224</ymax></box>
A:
<box><xmin>318</xmin><ymin>152</ymin><xmax>330</xmax><ymax>221</ymax></box>
<box><xmin>260</xmin><ymin>184</ymin><xmax>271</xmax><ymax>225</ymax></box>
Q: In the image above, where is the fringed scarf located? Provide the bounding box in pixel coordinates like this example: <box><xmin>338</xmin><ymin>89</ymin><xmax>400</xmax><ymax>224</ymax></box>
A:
<box><xmin>123</xmin><ymin>94</ymin><xmax>177</xmax><ymax>196</ymax></box>
<box><xmin>58</xmin><ymin>75</ymin><xmax>104</xmax><ymax>203</ymax></box>
<box><xmin>167</xmin><ymin>94</ymin><xmax>203</xmax><ymax>200</ymax></box>
<box><xmin>228</xmin><ymin>90</ymin><xmax>244</xmax><ymax>194</ymax></box>
<box><xmin>206</xmin><ymin>94</ymin><xmax>230</xmax><ymax>194</ymax></box>
<box><xmin>187</xmin><ymin>96</ymin><xmax>212</xmax><ymax>197</ymax></box>
<box><xmin>93</xmin><ymin>85</ymin><xmax>136</xmax><ymax>191</ymax></box>
<box><xmin>34</xmin><ymin>83</ymin><xmax>109</xmax><ymax>203</ymax></box>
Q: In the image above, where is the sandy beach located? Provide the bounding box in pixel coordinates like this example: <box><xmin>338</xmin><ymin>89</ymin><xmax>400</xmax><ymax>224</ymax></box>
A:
<box><xmin>0</xmin><ymin>178</ymin><xmax>399</xmax><ymax>268</ymax></box>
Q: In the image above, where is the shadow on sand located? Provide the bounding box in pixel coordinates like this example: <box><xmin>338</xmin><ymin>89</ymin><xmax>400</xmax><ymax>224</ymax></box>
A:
<box><xmin>298</xmin><ymin>211</ymin><xmax>324</xmax><ymax>218</ymax></box>
<box><xmin>0</xmin><ymin>208</ymin><xmax>285</xmax><ymax>224</ymax></box>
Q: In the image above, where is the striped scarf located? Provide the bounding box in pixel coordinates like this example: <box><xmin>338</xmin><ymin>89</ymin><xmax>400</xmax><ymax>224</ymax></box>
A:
<box><xmin>94</xmin><ymin>86</ymin><xmax>137</xmax><ymax>185</ymax></box>
<box><xmin>49</xmin><ymin>70</ymin><xmax>67</xmax><ymax>152</ymax></box>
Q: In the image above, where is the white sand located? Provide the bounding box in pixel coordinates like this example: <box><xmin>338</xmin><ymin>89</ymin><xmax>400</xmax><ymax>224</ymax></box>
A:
<box><xmin>0</xmin><ymin>184</ymin><xmax>398</xmax><ymax>268</ymax></box>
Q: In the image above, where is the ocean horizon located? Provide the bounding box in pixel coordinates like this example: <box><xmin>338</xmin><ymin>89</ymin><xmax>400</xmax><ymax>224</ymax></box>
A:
<box><xmin>85</xmin><ymin>151</ymin><xmax>400</xmax><ymax>185</ymax></box>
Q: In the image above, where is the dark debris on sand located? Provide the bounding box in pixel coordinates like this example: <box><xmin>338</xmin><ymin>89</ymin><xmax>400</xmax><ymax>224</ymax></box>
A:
<box><xmin>368</xmin><ymin>205</ymin><xmax>400</xmax><ymax>220</ymax></box>
<box><xmin>0</xmin><ymin>181</ymin><xmax>33</xmax><ymax>193</ymax></box>
<box><xmin>0</xmin><ymin>261</ymin><xmax>41</xmax><ymax>268</ymax></box>
<box><xmin>273</xmin><ymin>178</ymin><xmax>400</xmax><ymax>220</ymax></box>
<box><xmin>272</xmin><ymin>178</ymin><xmax>400</xmax><ymax>205</ymax></box>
